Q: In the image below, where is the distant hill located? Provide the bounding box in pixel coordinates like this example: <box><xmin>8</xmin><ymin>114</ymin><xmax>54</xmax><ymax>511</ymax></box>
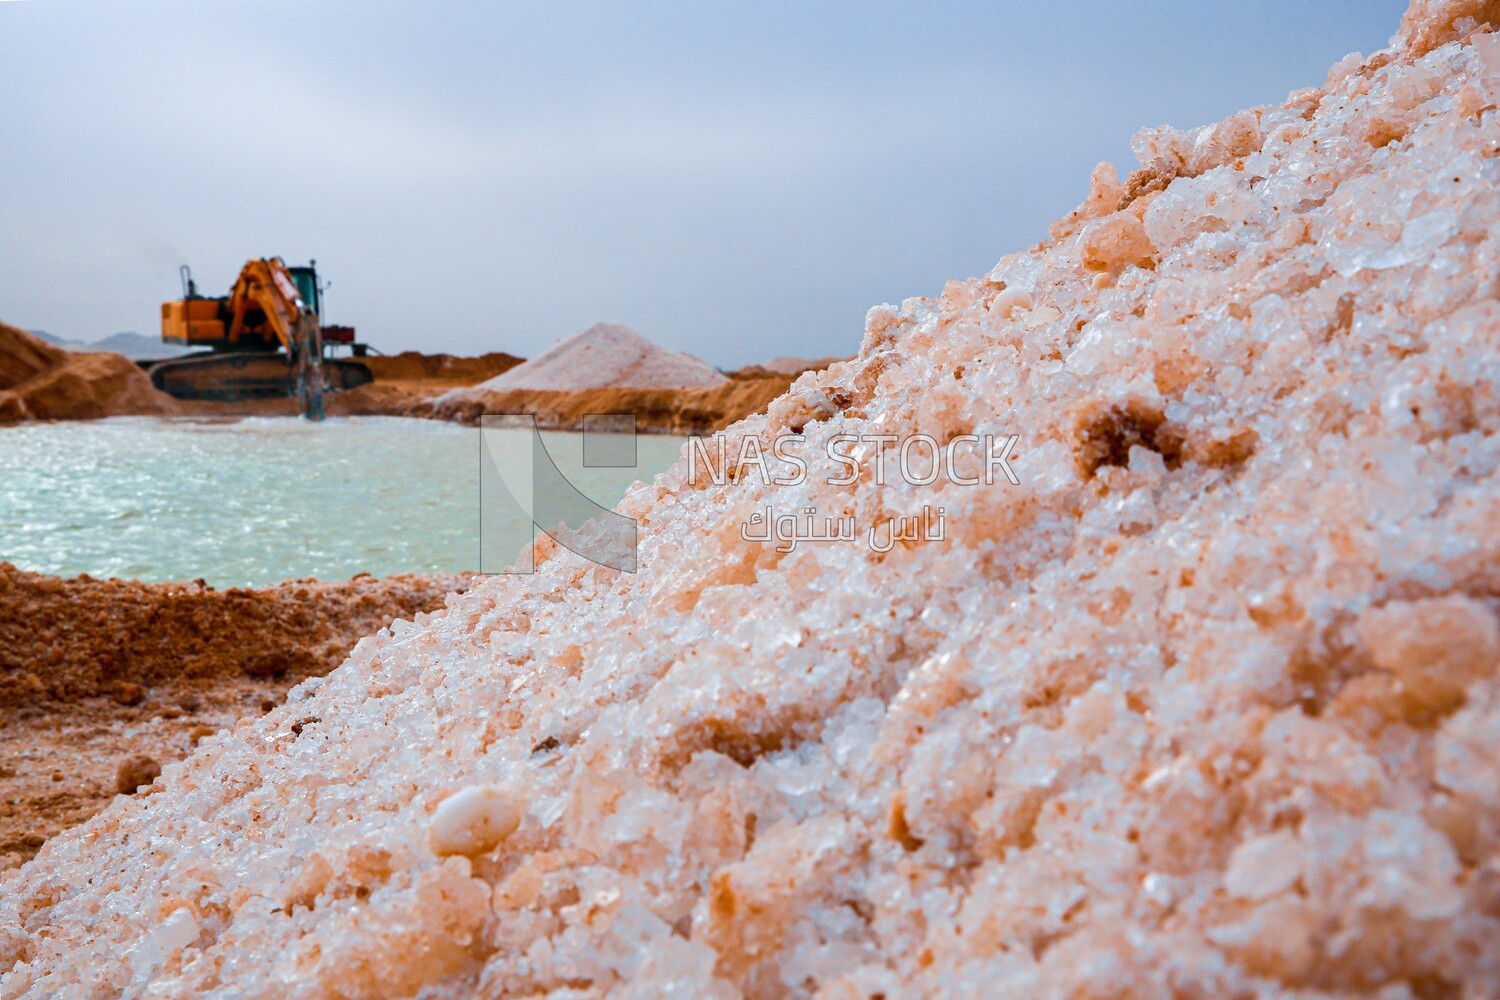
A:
<box><xmin>24</xmin><ymin>330</ymin><xmax>191</xmax><ymax>360</ymax></box>
<box><xmin>89</xmin><ymin>332</ymin><xmax>192</xmax><ymax>360</ymax></box>
<box><xmin>29</xmin><ymin>330</ymin><xmax>85</xmax><ymax>349</ymax></box>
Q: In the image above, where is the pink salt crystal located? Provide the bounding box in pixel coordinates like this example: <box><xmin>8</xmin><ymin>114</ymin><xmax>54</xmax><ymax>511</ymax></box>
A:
<box><xmin>5</xmin><ymin>3</ymin><xmax>1500</xmax><ymax>997</ymax></box>
<box><xmin>1078</xmin><ymin>212</ymin><xmax>1157</xmax><ymax>275</ymax></box>
<box><xmin>1223</xmin><ymin>831</ymin><xmax>1303</xmax><ymax>899</ymax></box>
<box><xmin>1357</xmin><ymin>594</ymin><xmax>1500</xmax><ymax>698</ymax></box>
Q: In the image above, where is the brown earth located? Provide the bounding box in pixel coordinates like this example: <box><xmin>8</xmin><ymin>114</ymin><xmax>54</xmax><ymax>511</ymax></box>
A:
<box><xmin>177</xmin><ymin>362</ymin><xmax>815</xmax><ymax>433</ymax></box>
<box><xmin>328</xmin><ymin>350</ymin><xmax>524</xmax><ymax>417</ymax></box>
<box><xmin>361</xmin><ymin>350</ymin><xmax>524</xmax><ymax>384</ymax></box>
<box><xmin>163</xmin><ymin>350</ymin><xmax>526</xmax><ymax>420</ymax></box>
<box><xmin>419</xmin><ymin>368</ymin><xmax>805</xmax><ymax>435</ymax></box>
<box><xmin>0</xmin><ymin>322</ymin><xmax>178</xmax><ymax>422</ymax></box>
<box><xmin>0</xmin><ymin>564</ymin><xmax>471</xmax><ymax>867</ymax></box>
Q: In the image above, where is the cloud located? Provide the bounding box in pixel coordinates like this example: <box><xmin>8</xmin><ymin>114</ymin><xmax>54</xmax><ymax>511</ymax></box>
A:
<box><xmin>0</xmin><ymin>0</ymin><xmax>1411</xmax><ymax>364</ymax></box>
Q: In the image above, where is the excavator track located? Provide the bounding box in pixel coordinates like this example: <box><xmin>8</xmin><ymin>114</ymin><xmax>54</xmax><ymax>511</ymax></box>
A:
<box><xmin>148</xmin><ymin>352</ymin><xmax>373</xmax><ymax>402</ymax></box>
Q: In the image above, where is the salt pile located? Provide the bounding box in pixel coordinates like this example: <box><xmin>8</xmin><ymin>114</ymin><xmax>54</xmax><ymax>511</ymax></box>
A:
<box><xmin>462</xmin><ymin>322</ymin><xmax>728</xmax><ymax>393</ymax></box>
<box><xmin>5</xmin><ymin>2</ymin><xmax>1500</xmax><ymax>995</ymax></box>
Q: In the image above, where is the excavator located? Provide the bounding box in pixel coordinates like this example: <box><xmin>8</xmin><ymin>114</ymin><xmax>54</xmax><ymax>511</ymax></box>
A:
<box><xmin>154</xmin><ymin>257</ymin><xmax>373</xmax><ymax>420</ymax></box>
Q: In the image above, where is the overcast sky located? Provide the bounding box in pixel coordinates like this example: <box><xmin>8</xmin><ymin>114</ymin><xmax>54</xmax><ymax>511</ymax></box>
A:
<box><xmin>1</xmin><ymin>1</ymin><xmax>1407</xmax><ymax>367</ymax></box>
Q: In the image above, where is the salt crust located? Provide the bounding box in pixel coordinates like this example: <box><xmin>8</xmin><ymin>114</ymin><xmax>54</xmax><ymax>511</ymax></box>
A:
<box><xmin>5</xmin><ymin>2</ymin><xmax>1500</xmax><ymax>996</ymax></box>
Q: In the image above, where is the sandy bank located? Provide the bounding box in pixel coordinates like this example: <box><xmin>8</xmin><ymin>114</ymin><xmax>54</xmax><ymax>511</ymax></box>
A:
<box><xmin>176</xmin><ymin>358</ymin><xmax>810</xmax><ymax>434</ymax></box>
<box><xmin>360</xmin><ymin>350</ymin><xmax>524</xmax><ymax>384</ymax></box>
<box><xmin>418</xmin><ymin>368</ymin><xmax>802</xmax><ymax>434</ymax></box>
<box><xmin>159</xmin><ymin>350</ymin><xmax>523</xmax><ymax>421</ymax></box>
<box><xmin>0</xmin><ymin>564</ymin><xmax>470</xmax><ymax>867</ymax></box>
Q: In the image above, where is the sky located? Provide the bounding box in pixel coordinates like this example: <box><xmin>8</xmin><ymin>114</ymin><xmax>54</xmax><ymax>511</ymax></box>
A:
<box><xmin>0</xmin><ymin>1</ymin><xmax>1409</xmax><ymax>368</ymax></box>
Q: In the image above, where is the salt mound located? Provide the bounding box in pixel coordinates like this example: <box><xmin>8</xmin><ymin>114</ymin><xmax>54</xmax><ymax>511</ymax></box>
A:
<box><xmin>7</xmin><ymin>3</ymin><xmax>1500</xmax><ymax>995</ymax></box>
<box><xmin>0</xmin><ymin>321</ymin><xmax>178</xmax><ymax>421</ymax></box>
<box><xmin>460</xmin><ymin>322</ymin><xmax>728</xmax><ymax>392</ymax></box>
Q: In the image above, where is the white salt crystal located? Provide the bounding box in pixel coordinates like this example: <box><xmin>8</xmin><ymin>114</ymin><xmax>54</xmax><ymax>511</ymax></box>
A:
<box><xmin>427</xmin><ymin>785</ymin><xmax>522</xmax><ymax>857</ymax></box>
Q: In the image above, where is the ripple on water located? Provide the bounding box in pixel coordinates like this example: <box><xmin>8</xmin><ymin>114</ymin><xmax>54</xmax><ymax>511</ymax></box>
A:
<box><xmin>0</xmin><ymin>416</ymin><xmax>686</xmax><ymax>588</ymax></box>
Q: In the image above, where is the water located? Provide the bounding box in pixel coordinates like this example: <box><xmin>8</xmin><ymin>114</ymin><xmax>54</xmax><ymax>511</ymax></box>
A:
<box><xmin>0</xmin><ymin>417</ymin><xmax>686</xmax><ymax>587</ymax></box>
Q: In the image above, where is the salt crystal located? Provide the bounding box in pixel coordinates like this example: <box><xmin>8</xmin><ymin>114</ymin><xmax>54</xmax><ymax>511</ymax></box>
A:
<box><xmin>427</xmin><ymin>785</ymin><xmax>522</xmax><ymax>857</ymax></box>
<box><xmin>1224</xmin><ymin>831</ymin><xmax>1304</xmax><ymax>899</ymax></box>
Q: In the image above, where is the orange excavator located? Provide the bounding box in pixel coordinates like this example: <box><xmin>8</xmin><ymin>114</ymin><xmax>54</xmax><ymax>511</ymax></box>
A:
<box><xmin>154</xmin><ymin>257</ymin><xmax>373</xmax><ymax>419</ymax></box>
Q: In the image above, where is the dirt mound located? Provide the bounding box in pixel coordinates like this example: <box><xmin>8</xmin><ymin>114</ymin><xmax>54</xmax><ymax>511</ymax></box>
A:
<box><xmin>0</xmin><ymin>321</ymin><xmax>178</xmax><ymax>422</ymax></box>
<box><xmin>420</xmin><ymin>376</ymin><xmax>796</xmax><ymax>435</ymax></box>
<box><xmin>459</xmin><ymin>322</ymin><xmax>727</xmax><ymax>393</ymax></box>
<box><xmin>8</xmin><ymin>3</ymin><xmax>1500</xmax><ymax>996</ymax></box>
<box><xmin>362</xmin><ymin>351</ymin><xmax>523</xmax><ymax>384</ymax></box>
<box><xmin>0</xmin><ymin>323</ymin><xmax>63</xmax><ymax>389</ymax></box>
<box><xmin>0</xmin><ymin>564</ymin><xmax>470</xmax><ymax>705</ymax></box>
<box><xmin>0</xmin><ymin>565</ymin><xmax>470</xmax><ymax>865</ymax></box>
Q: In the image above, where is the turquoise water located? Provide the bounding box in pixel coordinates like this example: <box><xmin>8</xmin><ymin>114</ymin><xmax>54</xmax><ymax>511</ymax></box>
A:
<box><xmin>0</xmin><ymin>417</ymin><xmax>686</xmax><ymax>587</ymax></box>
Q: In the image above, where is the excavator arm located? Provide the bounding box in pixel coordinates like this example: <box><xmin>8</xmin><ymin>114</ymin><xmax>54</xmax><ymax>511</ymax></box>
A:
<box><xmin>223</xmin><ymin>258</ymin><xmax>326</xmax><ymax>418</ymax></box>
<box><xmin>224</xmin><ymin>258</ymin><xmax>304</xmax><ymax>352</ymax></box>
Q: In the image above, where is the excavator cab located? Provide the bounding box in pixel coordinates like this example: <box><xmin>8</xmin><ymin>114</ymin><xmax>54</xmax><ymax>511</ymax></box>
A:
<box><xmin>287</xmin><ymin>265</ymin><xmax>321</xmax><ymax>319</ymax></box>
<box><xmin>152</xmin><ymin>257</ymin><xmax>373</xmax><ymax>416</ymax></box>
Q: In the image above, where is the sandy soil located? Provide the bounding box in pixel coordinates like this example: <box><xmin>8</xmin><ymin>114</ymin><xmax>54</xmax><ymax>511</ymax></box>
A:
<box><xmin>176</xmin><ymin>362</ymin><xmax>809</xmax><ymax>433</ymax></box>
<box><xmin>0</xmin><ymin>322</ymin><xmax>177</xmax><ymax>422</ymax></box>
<box><xmin>0</xmin><ymin>564</ymin><xmax>470</xmax><ymax>868</ymax></box>
<box><xmin>360</xmin><ymin>351</ymin><xmax>524</xmax><ymax>384</ymax></box>
<box><xmin>419</xmin><ymin>368</ymin><xmax>804</xmax><ymax>434</ymax></box>
<box><xmin>161</xmin><ymin>350</ymin><xmax>526</xmax><ymax>420</ymax></box>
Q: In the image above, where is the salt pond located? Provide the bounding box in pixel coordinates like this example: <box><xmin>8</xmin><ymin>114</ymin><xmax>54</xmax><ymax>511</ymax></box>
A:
<box><xmin>0</xmin><ymin>417</ymin><xmax>686</xmax><ymax>587</ymax></box>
